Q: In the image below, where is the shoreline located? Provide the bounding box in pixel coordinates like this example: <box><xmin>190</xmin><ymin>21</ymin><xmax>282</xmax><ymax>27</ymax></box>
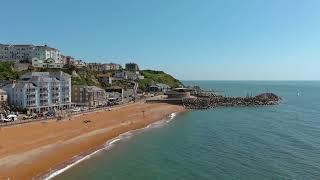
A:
<box><xmin>42</xmin><ymin>112</ymin><xmax>179</xmax><ymax>180</ymax></box>
<box><xmin>0</xmin><ymin>102</ymin><xmax>185</xmax><ymax>179</ymax></box>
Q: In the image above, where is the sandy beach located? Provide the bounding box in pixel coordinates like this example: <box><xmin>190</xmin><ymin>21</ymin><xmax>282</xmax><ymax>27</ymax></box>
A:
<box><xmin>0</xmin><ymin>102</ymin><xmax>185</xmax><ymax>180</ymax></box>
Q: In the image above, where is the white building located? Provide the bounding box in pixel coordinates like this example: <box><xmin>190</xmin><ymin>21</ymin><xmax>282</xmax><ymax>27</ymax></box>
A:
<box><xmin>32</xmin><ymin>57</ymin><xmax>64</xmax><ymax>69</ymax></box>
<box><xmin>73</xmin><ymin>60</ymin><xmax>86</xmax><ymax>68</ymax></box>
<box><xmin>3</xmin><ymin>71</ymin><xmax>72</xmax><ymax>113</ymax></box>
<box><xmin>34</xmin><ymin>45</ymin><xmax>61</xmax><ymax>63</ymax></box>
<box><xmin>114</xmin><ymin>71</ymin><xmax>144</xmax><ymax>81</ymax></box>
<box><xmin>87</xmin><ymin>63</ymin><xmax>122</xmax><ymax>72</ymax></box>
<box><xmin>0</xmin><ymin>44</ymin><xmax>61</xmax><ymax>63</ymax></box>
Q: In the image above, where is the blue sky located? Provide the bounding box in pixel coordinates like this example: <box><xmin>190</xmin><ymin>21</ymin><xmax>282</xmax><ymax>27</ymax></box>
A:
<box><xmin>1</xmin><ymin>0</ymin><xmax>320</xmax><ymax>80</ymax></box>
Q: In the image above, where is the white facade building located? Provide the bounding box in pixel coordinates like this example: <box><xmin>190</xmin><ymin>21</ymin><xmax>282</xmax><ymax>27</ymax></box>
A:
<box><xmin>0</xmin><ymin>44</ymin><xmax>61</xmax><ymax>63</ymax></box>
<box><xmin>32</xmin><ymin>58</ymin><xmax>64</xmax><ymax>69</ymax></box>
<box><xmin>114</xmin><ymin>71</ymin><xmax>143</xmax><ymax>81</ymax></box>
<box><xmin>3</xmin><ymin>71</ymin><xmax>72</xmax><ymax>113</ymax></box>
<box><xmin>34</xmin><ymin>45</ymin><xmax>61</xmax><ymax>63</ymax></box>
<box><xmin>87</xmin><ymin>63</ymin><xmax>122</xmax><ymax>72</ymax></box>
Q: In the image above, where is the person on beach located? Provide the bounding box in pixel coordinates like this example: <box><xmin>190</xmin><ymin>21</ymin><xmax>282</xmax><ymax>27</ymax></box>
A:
<box><xmin>142</xmin><ymin>110</ymin><xmax>145</xmax><ymax>118</ymax></box>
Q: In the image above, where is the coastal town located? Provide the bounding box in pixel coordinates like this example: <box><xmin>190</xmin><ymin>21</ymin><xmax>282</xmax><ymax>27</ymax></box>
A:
<box><xmin>0</xmin><ymin>43</ymin><xmax>281</xmax><ymax>126</ymax></box>
<box><xmin>0</xmin><ymin>42</ymin><xmax>187</xmax><ymax>179</ymax></box>
<box><xmin>0</xmin><ymin>43</ymin><xmax>281</xmax><ymax>179</ymax></box>
<box><xmin>0</xmin><ymin>43</ymin><xmax>186</xmax><ymax>125</ymax></box>
<box><xmin>1</xmin><ymin>0</ymin><xmax>316</xmax><ymax>179</ymax></box>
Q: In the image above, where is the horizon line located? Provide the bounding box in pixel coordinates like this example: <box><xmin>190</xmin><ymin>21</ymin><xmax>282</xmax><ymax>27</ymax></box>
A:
<box><xmin>181</xmin><ymin>80</ymin><xmax>320</xmax><ymax>81</ymax></box>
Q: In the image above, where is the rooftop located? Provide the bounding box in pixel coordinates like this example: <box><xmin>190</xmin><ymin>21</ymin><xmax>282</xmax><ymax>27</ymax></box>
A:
<box><xmin>0</xmin><ymin>44</ymin><xmax>58</xmax><ymax>50</ymax></box>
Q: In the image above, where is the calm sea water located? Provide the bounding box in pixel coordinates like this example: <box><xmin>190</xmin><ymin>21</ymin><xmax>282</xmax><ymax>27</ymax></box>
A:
<box><xmin>52</xmin><ymin>81</ymin><xmax>320</xmax><ymax>180</ymax></box>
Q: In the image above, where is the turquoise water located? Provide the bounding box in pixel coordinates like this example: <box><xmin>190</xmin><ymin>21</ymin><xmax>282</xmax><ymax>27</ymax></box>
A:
<box><xmin>53</xmin><ymin>81</ymin><xmax>320</xmax><ymax>180</ymax></box>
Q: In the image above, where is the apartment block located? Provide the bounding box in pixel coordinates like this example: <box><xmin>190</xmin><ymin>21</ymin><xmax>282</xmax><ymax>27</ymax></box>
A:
<box><xmin>3</xmin><ymin>71</ymin><xmax>72</xmax><ymax>113</ymax></box>
<box><xmin>0</xmin><ymin>44</ymin><xmax>61</xmax><ymax>63</ymax></box>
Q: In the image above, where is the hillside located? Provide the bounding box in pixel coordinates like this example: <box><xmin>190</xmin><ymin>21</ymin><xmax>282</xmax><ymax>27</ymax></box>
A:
<box><xmin>0</xmin><ymin>62</ymin><xmax>183</xmax><ymax>91</ymax></box>
<box><xmin>138</xmin><ymin>70</ymin><xmax>183</xmax><ymax>91</ymax></box>
<box><xmin>0</xmin><ymin>62</ymin><xmax>20</xmax><ymax>80</ymax></box>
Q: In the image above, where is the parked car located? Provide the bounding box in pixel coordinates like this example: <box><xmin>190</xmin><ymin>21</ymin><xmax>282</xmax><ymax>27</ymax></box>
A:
<box><xmin>96</xmin><ymin>105</ymin><xmax>104</xmax><ymax>108</ymax></box>
<box><xmin>37</xmin><ymin>113</ymin><xmax>45</xmax><ymax>117</ymax></box>
<box><xmin>72</xmin><ymin>107</ymin><xmax>81</xmax><ymax>112</ymax></box>
<box><xmin>45</xmin><ymin>111</ymin><xmax>56</xmax><ymax>117</ymax></box>
<box><xmin>23</xmin><ymin>114</ymin><xmax>37</xmax><ymax>120</ymax></box>
<box><xmin>81</xmin><ymin>107</ymin><xmax>89</xmax><ymax>111</ymax></box>
<box><xmin>23</xmin><ymin>115</ymin><xmax>32</xmax><ymax>120</ymax></box>
<box><xmin>1</xmin><ymin>118</ymin><xmax>10</xmax><ymax>123</ymax></box>
<box><xmin>2</xmin><ymin>114</ymin><xmax>18</xmax><ymax>122</ymax></box>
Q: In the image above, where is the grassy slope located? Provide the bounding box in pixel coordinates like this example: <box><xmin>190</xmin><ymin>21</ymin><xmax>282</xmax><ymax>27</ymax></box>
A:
<box><xmin>139</xmin><ymin>70</ymin><xmax>183</xmax><ymax>91</ymax></box>
<box><xmin>0</xmin><ymin>62</ymin><xmax>20</xmax><ymax>80</ymax></box>
<box><xmin>0</xmin><ymin>62</ymin><xmax>183</xmax><ymax>91</ymax></box>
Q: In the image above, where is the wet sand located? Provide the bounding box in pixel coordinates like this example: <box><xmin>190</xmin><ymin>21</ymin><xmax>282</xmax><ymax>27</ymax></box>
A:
<box><xmin>0</xmin><ymin>102</ymin><xmax>185</xmax><ymax>179</ymax></box>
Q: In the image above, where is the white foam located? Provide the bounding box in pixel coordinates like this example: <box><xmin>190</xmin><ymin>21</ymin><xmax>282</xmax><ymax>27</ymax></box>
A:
<box><xmin>43</xmin><ymin>112</ymin><xmax>178</xmax><ymax>180</ymax></box>
<box><xmin>43</xmin><ymin>148</ymin><xmax>103</xmax><ymax>180</ymax></box>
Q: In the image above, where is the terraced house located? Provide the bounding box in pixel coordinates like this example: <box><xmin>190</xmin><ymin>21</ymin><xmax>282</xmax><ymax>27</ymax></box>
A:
<box><xmin>71</xmin><ymin>85</ymin><xmax>107</xmax><ymax>107</ymax></box>
<box><xmin>3</xmin><ymin>71</ymin><xmax>72</xmax><ymax>113</ymax></box>
<box><xmin>87</xmin><ymin>63</ymin><xmax>122</xmax><ymax>72</ymax></box>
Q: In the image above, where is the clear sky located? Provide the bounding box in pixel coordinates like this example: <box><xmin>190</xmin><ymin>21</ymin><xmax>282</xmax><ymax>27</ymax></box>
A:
<box><xmin>1</xmin><ymin>0</ymin><xmax>320</xmax><ymax>80</ymax></box>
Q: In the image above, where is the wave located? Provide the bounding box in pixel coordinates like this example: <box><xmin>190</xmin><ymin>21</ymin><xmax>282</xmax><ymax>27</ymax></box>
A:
<box><xmin>42</xmin><ymin>112</ymin><xmax>178</xmax><ymax>180</ymax></box>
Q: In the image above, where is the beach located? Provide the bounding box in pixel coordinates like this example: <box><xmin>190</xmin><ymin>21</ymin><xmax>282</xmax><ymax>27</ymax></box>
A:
<box><xmin>0</xmin><ymin>102</ymin><xmax>185</xmax><ymax>179</ymax></box>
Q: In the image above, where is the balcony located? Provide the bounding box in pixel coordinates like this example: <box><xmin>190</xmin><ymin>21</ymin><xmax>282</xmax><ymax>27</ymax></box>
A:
<box><xmin>53</xmin><ymin>93</ymin><xmax>60</xmax><ymax>96</ymax></box>
<box><xmin>40</xmin><ymin>90</ymin><xmax>48</xmax><ymax>94</ymax></box>
<box><xmin>40</xmin><ymin>97</ymin><xmax>48</xmax><ymax>100</ymax></box>
<box><xmin>27</xmin><ymin>104</ymin><xmax>36</xmax><ymax>107</ymax></box>
<box><xmin>26</xmin><ymin>92</ymin><xmax>36</xmax><ymax>96</ymax></box>
<box><xmin>27</xmin><ymin>97</ymin><xmax>36</xmax><ymax>101</ymax></box>
<box><xmin>52</xmin><ymin>98</ymin><xmax>60</xmax><ymax>103</ymax></box>
<box><xmin>26</xmin><ymin>90</ymin><xmax>36</xmax><ymax>95</ymax></box>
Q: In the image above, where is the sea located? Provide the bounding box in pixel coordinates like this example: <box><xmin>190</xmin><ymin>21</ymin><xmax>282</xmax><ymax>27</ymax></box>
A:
<box><xmin>50</xmin><ymin>81</ymin><xmax>320</xmax><ymax>180</ymax></box>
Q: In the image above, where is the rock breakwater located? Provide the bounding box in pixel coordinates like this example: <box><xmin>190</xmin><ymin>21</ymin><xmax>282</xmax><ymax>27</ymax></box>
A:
<box><xmin>182</xmin><ymin>93</ymin><xmax>281</xmax><ymax>110</ymax></box>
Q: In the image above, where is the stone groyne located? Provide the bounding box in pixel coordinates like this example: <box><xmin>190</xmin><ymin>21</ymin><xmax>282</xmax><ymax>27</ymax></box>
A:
<box><xmin>182</xmin><ymin>93</ymin><xmax>281</xmax><ymax>110</ymax></box>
